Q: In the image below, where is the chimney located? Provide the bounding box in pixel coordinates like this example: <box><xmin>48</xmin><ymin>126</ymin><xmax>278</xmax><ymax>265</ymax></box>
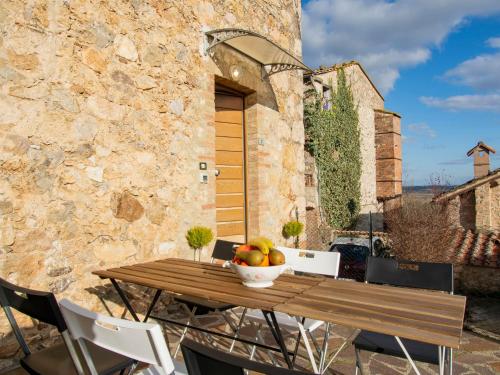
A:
<box><xmin>466</xmin><ymin>141</ymin><xmax>496</xmax><ymax>178</ymax></box>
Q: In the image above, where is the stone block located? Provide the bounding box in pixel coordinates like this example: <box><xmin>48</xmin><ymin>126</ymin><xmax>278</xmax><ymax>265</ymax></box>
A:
<box><xmin>7</xmin><ymin>50</ymin><xmax>39</xmax><ymax>70</ymax></box>
<box><xmin>82</xmin><ymin>48</ymin><xmax>107</xmax><ymax>73</ymax></box>
<box><xmin>114</xmin><ymin>35</ymin><xmax>138</xmax><ymax>61</ymax></box>
<box><xmin>111</xmin><ymin>191</ymin><xmax>144</xmax><ymax>222</ymax></box>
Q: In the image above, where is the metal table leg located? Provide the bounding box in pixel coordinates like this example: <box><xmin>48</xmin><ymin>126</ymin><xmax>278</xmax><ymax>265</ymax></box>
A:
<box><xmin>262</xmin><ymin>310</ymin><xmax>294</xmax><ymax>369</ymax></box>
<box><xmin>144</xmin><ymin>290</ymin><xmax>162</xmax><ymax>321</ymax></box>
<box><xmin>109</xmin><ymin>279</ymin><xmax>162</xmax><ymax>323</ymax></box>
<box><xmin>291</xmin><ymin>318</ymin><xmax>305</xmax><ymax>365</ymax></box>
<box><xmin>110</xmin><ymin>279</ymin><xmax>140</xmax><ymax>322</ymax></box>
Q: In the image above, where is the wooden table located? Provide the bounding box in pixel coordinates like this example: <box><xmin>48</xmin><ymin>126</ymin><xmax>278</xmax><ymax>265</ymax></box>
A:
<box><xmin>93</xmin><ymin>258</ymin><xmax>466</xmax><ymax>372</ymax></box>
<box><xmin>276</xmin><ymin>278</ymin><xmax>466</xmax><ymax>350</ymax></box>
<box><xmin>93</xmin><ymin>258</ymin><xmax>324</xmax><ymax>368</ymax></box>
<box><xmin>93</xmin><ymin>258</ymin><xmax>322</xmax><ymax>311</ymax></box>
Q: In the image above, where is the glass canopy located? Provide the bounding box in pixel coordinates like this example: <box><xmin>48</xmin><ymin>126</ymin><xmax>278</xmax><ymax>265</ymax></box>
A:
<box><xmin>205</xmin><ymin>28</ymin><xmax>312</xmax><ymax>75</ymax></box>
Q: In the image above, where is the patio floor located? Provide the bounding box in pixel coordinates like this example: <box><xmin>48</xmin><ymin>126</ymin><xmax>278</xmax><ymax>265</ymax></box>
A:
<box><xmin>2</xmin><ymin>306</ymin><xmax>499</xmax><ymax>375</ymax></box>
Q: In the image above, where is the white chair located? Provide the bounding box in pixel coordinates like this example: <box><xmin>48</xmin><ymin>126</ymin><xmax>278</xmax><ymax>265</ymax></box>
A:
<box><xmin>243</xmin><ymin>247</ymin><xmax>341</xmax><ymax>374</ymax></box>
<box><xmin>59</xmin><ymin>299</ymin><xmax>187</xmax><ymax>375</ymax></box>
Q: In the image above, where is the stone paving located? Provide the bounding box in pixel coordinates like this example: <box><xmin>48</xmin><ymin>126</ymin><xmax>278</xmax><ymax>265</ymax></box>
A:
<box><xmin>2</xmin><ymin>306</ymin><xmax>499</xmax><ymax>375</ymax></box>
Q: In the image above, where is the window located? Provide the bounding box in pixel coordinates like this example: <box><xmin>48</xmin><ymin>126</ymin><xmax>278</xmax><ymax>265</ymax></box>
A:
<box><xmin>322</xmin><ymin>85</ymin><xmax>331</xmax><ymax>110</ymax></box>
<box><xmin>305</xmin><ymin>173</ymin><xmax>314</xmax><ymax>187</ymax></box>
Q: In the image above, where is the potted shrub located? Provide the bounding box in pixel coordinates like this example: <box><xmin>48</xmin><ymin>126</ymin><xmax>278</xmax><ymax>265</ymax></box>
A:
<box><xmin>186</xmin><ymin>226</ymin><xmax>214</xmax><ymax>261</ymax></box>
<box><xmin>282</xmin><ymin>220</ymin><xmax>304</xmax><ymax>248</ymax></box>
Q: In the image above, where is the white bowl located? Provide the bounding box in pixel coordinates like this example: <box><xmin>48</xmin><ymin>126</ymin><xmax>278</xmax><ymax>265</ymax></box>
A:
<box><xmin>229</xmin><ymin>262</ymin><xmax>290</xmax><ymax>288</ymax></box>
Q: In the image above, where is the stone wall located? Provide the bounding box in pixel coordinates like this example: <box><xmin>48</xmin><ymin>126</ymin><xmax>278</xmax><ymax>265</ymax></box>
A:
<box><xmin>441</xmin><ymin>178</ymin><xmax>499</xmax><ymax>232</ymax></box>
<box><xmin>458</xmin><ymin>265</ymin><xmax>500</xmax><ymax>294</ymax></box>
<box><xmin>491</xmin><ymin>181</ymin><xmax>500</xmax><ymax>230</ymax></box>
<box><xmin>310</xmin><ymin>63</ymin><xmax>385</xmax><ymax>230</ymax></box>
<box><xmin>475</xmin><ymin>184</ymin><xmax>491</xmax><ymax>230</ymax></box>
<box><xmin>0</xmin><ymin>0</ymin><xmax>305</xmax><ymax>367</ymax></box>
<box><xmin>459</xmin><ymin>191</ymin><xmax>476</xmax><ymax>230</ymax></box>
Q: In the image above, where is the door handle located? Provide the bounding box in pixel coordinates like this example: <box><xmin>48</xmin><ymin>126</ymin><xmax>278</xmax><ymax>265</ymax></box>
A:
<box><xmin>215</xmin><ymin>169</ymin><xmax>220</xmax><ymax>177</ymax></box>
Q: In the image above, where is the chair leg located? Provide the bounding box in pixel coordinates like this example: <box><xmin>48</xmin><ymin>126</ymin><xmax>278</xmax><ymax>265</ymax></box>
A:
<box><xmin>448</xmin><ymin>348</ymin><xmax>453</xmax><ymax>375</ymax></box>
<box><xmin>322</xmin><ymin>328</ymin><xmax>360</xmax><ymax>374</ymax></box>
<box><xmin>354</xmin><ymin>348</ymin><xmax>364</xmax><ymax>375</ymax></box>
<box><xmin>173</xmin><ymin>305</ymin><xmax>198</xmax><ymax>358</ymax></box>
<box><xmin>439</xmin><ymin>346</ymin><xmax>444</xmax><ymax>375</ymax></box>
<box><xmin>257</xmin><ymin>329</ymin><xmax>278</xmax><ymax>366</ymax></box>
<box><xmin>319</xmin><ymin>322</ymin><xmax>330</xmax><ymax>373</ymax></box>
<box><xmin>395</xmin><ymin>336</ymin><xmax>421</xmax><ymax>375</ymax></box>
<box><xmin>297</xmin><ymin>320</ymin><xmax>319</xmax><ymax>374</ymax></box>
<box><xmin>249</xmin><ymin>322</ymin><xmax>261</xmax><ymax>361</ymax></box>
<box><xmin>308</xmin><ymin>329</ymin><xmax>323</xmax><ymax>357</ymax></box>
<box><xmin>229</xmin><ymin>307</ymin><xmax>247</xmax><ymax>353</ymax></box>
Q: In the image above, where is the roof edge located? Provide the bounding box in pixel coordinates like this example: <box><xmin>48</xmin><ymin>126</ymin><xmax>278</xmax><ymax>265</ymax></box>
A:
<box><xmin>374</xmin><ymin>108</ymin><xmax>402</xmax><ymax>118</ymax></box>
<box><xmin>307</xmin><ymin>60</ymin><xmax>384</xmax><ymax>101</ymax></box>
<box><xmin>433</xmin><ymin>168</ymin><xmax>500</xmax><ymax>202</ymax></box>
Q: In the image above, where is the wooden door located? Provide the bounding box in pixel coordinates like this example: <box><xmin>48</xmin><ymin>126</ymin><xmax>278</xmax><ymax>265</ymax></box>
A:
<box><xmin>215</xmin><ymin>92</ymin><xmax>246</xmax><ymax>242</ymax></box>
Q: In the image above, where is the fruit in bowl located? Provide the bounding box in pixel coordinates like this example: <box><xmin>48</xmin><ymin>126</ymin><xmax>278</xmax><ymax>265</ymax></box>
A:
<box><xmin>230</xmin><ymin>237</ymin><xmax>288</xmax><ymax>288</ymax></box>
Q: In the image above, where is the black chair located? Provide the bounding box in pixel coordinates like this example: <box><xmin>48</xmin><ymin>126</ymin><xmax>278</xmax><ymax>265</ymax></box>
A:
<box><xmin>0</xmin><ymin>277</ymin><xmax>134</xmax><ymax>375</ymax></box>
<box><xmin>172</xmin><ymin>239</ymin><xmax>242</xmax><ymax>356</ymax></box>
<box><xmin>353</xmin><ymin>257</ymin><xmax>454</xmax><ymax>374</ymax></box>
<box><xmin>181</xmin><ymin>338</ymin><xmax>313</xmax><ymax>375</ymax></box>
<box><xmin>174</xmin><ymin>239</ymin><xmax>242</xmax><ymax>314</ymax></box>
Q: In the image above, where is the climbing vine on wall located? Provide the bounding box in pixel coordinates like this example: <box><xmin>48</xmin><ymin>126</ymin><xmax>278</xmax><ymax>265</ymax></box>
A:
<box><xmin>304</xmin><ymin>69</ymin><xmax>361</xmax><ymax>229</ymax></box>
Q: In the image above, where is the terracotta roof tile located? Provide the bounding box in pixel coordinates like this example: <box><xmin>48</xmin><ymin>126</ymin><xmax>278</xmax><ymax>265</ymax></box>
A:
<box><xmin>451</xmin><ymin>229</ymin><xmax>499</xmax><ymax>268</ymax></box>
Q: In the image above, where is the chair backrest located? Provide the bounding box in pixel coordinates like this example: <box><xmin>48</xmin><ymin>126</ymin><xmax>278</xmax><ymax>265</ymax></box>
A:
<box><xmin>365</xmin><ymin>257</ymin><xmax>454</xmax><ymax>293</ymax></box>
<box><xmin>0</xmin><ymin>279</ymin><xmax>86</xmax><ymax>374</ymax></box>
<box><xmin>59</xmin><ymin>299</ymin><xmax>174</xmax><ymax>375</ymax></box>
<box><xmin>211</xmin><ymin>239</ymin><xmax>243</xmax><ymax>262</ymax></box>
<box><xmin>276</xmin><ymin>246</ymin><xmax>340</xmax><ymax>277</ymax></box>
<box><xmin>0</xmin><ymin>277</ymin><xmax>67</xmax><ymax>332</ymax></box>
<box><xmin>181</xmin><ymin>338</ymin><xmax>313</xmax><ymax>375</ymax></box>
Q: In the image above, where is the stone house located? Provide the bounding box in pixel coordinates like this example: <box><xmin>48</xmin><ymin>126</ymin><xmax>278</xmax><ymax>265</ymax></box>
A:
<box><xmin>434</xmin><ymin>142</ymin><xmax>499</xmax><ymax>231</ymax></box>
<box><xmin>0</xmin><ymin>0</ymin><xmax>310</xmax><ymax>364</ymax></box>
<box><xmin>434</xmin><ymin>142</ymin><xmax>499</xmax><ymax>294</ymax></box>
<box><xmin>303</xmin><ymin>61</ymin><xmax>402</xmax><ymax>236</ymax></box>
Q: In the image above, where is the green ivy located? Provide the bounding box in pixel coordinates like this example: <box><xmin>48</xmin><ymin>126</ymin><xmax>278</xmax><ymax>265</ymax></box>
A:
<box><xmin>304</xmin><ymin>69</ymin><xmax>361</xmax><ymax>229</ymax></box>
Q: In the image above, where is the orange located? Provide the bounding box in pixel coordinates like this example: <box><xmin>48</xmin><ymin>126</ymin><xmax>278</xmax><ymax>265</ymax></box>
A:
<box><xmin>240</xmin><ymin>261</ymin><xmax>249</xmax><ymax>266</ymax></box>
<box><xmin>258</xmin><ymin>255</ymin><xmax>269</xmax><ymax>267</ymax></box>
<box><xmin>236</xmin><ymin>244</ymin><xmax>253</xmax><ymax>252</ymax></box>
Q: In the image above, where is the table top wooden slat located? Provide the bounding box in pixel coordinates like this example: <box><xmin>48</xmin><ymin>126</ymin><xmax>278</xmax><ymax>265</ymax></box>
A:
<box><xmin>93</xmin><ymin>258</ymin><xmax>466</xmax><ymax>348</ymax></box>
<box><xmin>93</xmin><ymin>258</ymin><xmax>322</xmax><ymax>311</ymax></box>
<box><xmin>274</xmin><ymin>278</ymin><xmax>466</xmax><ymax>349</ymax></box>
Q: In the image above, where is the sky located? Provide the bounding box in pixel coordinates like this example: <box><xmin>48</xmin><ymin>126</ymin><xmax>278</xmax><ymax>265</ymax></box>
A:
<box><xmin>301</xmin><ymin>0</ymin><xmax>500</xmax><ymax>186</ymax></box>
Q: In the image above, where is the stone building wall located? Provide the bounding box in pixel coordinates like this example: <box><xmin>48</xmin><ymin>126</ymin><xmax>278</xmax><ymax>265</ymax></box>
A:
<box><xmin>491</xmin><ymin>181</ymin><xmax>500</xmax><ymax>230</ymax></box>
<box><xmin>459</xmin><ymin>265</ymin><xmax>500</xmax><ymax>294</ymax></box>
<box><xmin>0</xmin><ymin>0</ymin><xmax>305</xmax><ymax>366</ymax></box>
<box><xmin>475</xmin><ymin>183</ymin><xmax>492</xmax><ymax>230</ymax></box>
<box><xmin>309</xmin><ymin>63</ymin><xmax>385</xmax><ymax>230</ymax></box>
<box><xmin>459</xmin><ymin>191</ymin><xmax>476</xmax><ymax>230</ymax></box>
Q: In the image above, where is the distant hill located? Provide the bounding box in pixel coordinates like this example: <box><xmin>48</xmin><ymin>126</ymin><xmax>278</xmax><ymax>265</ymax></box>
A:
<box><xmin>403</xmin><ymin>185</ymin><xmax>456</xmax><ymax>202</ymax></box>
<box><xmin>403</xmin><ymin>185</ymin><xmax>455</xmax><ymax>193</ymax></box>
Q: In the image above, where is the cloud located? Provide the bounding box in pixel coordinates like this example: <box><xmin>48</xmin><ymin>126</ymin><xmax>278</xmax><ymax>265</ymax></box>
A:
<box><xmin>302</xmin><ymin>0</ymin><xmax>500</xmax><ymax>94</ymax></box>
<box><xmin>420</xmin><ymin>94</ymin><xmax>500</xmax><ymax>112</ymax></box>
<box><xmin>442</xmin><ymin>52</ymin><xmax>500</xmax><ymax>91</ymax></box>
<box><xmin>486</xmin><ymin>37</ymin><xmax>500</xmax><ymax>48</ymax></box>
<box><xmin>406</xmin><ymin>122</ymin><xmax>437</xmax><ymax>138</ymax></box>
